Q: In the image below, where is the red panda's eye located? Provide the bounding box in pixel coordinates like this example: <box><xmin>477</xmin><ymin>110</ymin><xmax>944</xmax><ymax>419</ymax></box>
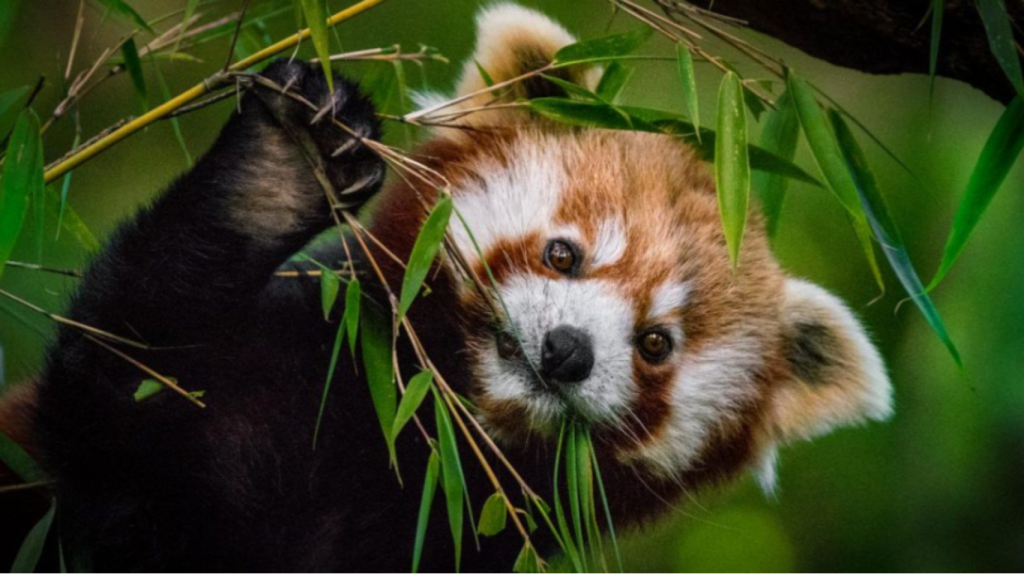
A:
<box><xmin>638</xmin><ymin>331</ymin><xmax>672</xmax><ymax>363</ymax></box>
<box><xmin>544</xmin><ymin>240</ymin><xmax>577</xmax><ymax>275</ymax></box>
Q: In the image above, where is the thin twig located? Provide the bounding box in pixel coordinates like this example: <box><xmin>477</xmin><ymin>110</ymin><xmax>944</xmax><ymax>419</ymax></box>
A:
<box><xmin>43</xmin><ymin>0</ymin><xmax>389</xmax><ymax>184</ymax></box>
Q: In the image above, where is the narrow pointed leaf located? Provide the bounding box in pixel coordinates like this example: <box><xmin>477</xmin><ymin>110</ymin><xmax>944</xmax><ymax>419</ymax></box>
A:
<box><xmin>513</xmin><ymin>543</ymin><xmax>541</xmax><ymax>573</ymax></box>
<box><xmin>715</xmin><ymin>72</ymin><xmax>750</xmax><ymax>268</ymax></box>
<box><xmin>752</xmin><ymin>89</ymin><xmax>800</xmax><ymax>238</ymax></box>
<box><xmin>320</xmin><ymin>269</ymin><xmax>340</xmax><ymax>320</ymax></box>
<box><xmin>554</xmin><ymin>28</ymin><xmax>653</xmax><ymax>65</ymax></box>
<box><xmin>312</xmin><ymin>321</ymin><xmax>345</xmax><ymax>448</ymax></box>
<box><xmin>121</xmin><ymin>39</ymin><xmax>148</xmax><ymax>113</ymax></box>
<box><xmin>94</xmin><ymin>0</ymin><xmax>154</xmax><ymax>33</ymax></box>
<box><xmin>0</xmin><ymin>86</ymin><xmax>30</xmax><ymax>143</ymax></box>
<box><xmin>434</xmin><ymin>394</ymin><xmax>466</xmax><ymax>571</ymax></box>
<box><xmin>676</xmin><ymin>44</ymin><xmax>700</xmax><ymax>140</ymax></box>
<box><xmin>344</xmin><ymin>278</ymin><xmax>361</xmax><ymax>357</ymax></box>
<box><xmin>412</xmin><ymin>450</ymin><xmax>440</xmax><ymax>573</ymax></box>
<box><xmin>392</xmin><ymin>370</ymin><xmax>432</xmax><ymax>442</ymax></box>
<box><xmin>929</xmin><ymin>95</ymin><xmax>1024</xmax><ymax>289</ymax></box>
<box><xmin>540</xmin><ymin>74</ymin><xmax>604</xmax><ymax>102</ymax></box>
<box><xmin>978</xmin><ymin>0</ymin><xmax>1024</xmax><ymax>96</ymax></box>
<box><xmin>11</xmin><ymin>500</ymin><xmax>56</xmax><ymax>573</ymax></box>
<box><xmin>475</xmin><ymin>60</ymin><xmax>496</xmax><ymax>88</ymax></box>
<box><xmin>177</xmin><ymin>0</ymin><xmax>202</xmax><ymax>48</ymax></box>
<box><xmin>399</xmin><ymin>197</ymin><xmax>453</xmax><ymax>322</ymax></box>
<box><xmin>298</xmin><ymin>0</ymin><xmax>334</xmax><ymax>94</ymax></box>
<box><xmin>152</xmin><ymin>56</ymin><xmax>192</xmax><ymax>165</ymax></box>
<box><xmin>45</xmin><ymin>187</ymin><xmax>99</xmax><ymax>252</ymax></box>
<box><xmin>362</xmin><ymin>304</ymin><xmax>397</xmax><ymax>462</ymax></box>
<box><xmin>0</xmin><ymin>431</ymin><xmax>44</xmax><ymax>482</ymax></box>
<box><xmin>0</xmin><ymin>110</ymin><xmax>43</xmax><ymax>281</ymax></box>
<box><xmin>133</xmin><ymin>378</ymin><xmax>166</xmax><ymax>402</ymax></box>
<box><xmin>787</xmin><ymin>72</ymin><xmax>885</xmax><ymax>290</ymax></box>
<box><xmin>830</xmin><ymin>110</ymin><xmax>960</xmax><ymax>365</ymax></box>
<box><xmin>477</xmin><ymin>492</ymin><xmax>508</xmax><ymax>537</ymax></box>
<box><xmin>590</xmin><ymin>438</ymin><xmax>623</xmax><ymax>571</ymax></box>
<box><xmin>595</xmin><ymin>61</ymin><xmax>633</xmax><ymax>102</ymax></box>
<box><xmin>529</xmin><ymin>98</ymin><xmax>637</xmax><ymax>130</ymax></box>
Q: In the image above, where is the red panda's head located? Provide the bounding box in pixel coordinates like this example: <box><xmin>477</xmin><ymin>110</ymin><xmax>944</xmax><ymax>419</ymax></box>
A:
<box><xmin>411</xmin><ymin>3</ymin><xmax>891</xmax><ymax>494</ymax></box>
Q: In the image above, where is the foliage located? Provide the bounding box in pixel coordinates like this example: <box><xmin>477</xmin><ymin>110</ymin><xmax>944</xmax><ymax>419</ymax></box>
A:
<box><xmin>0</xmin><ymin>0</ymin><xmax>1022</xmax><ymax>572</ymax></box>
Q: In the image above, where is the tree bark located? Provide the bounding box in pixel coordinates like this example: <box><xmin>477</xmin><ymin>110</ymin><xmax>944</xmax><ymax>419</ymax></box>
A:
<box><xmin>662</xmin><ymin>0</ymin><xmax>1023</xmax><ymax>105</ymax></box>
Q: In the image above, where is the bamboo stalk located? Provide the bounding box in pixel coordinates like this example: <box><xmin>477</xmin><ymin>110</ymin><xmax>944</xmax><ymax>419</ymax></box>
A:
<box><xmin>43</xmin><ymin>0</ymin><xmax>388</xmax><ymax>184</ymax></box>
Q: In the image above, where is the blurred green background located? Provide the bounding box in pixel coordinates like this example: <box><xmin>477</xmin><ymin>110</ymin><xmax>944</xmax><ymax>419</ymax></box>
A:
<box><xmin>1</xmin><ymin>0</ymin><xmax>1022</xmax><ymax>571</ymax></box>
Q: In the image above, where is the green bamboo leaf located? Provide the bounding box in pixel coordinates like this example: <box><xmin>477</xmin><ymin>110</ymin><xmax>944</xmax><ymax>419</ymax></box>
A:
<box><xmin>595</xmin><ymin>61</ymin><xmax>633</xmax><ymax>102</ymax></box>
<box><xmin>0</xmin><ymin>86</ymin><xmax>30</xmax><ymax>143</ymax></box>
<box><xmin>590</xmin><ymin>435</ymin><xmax>622</xmax><ymax>571</ymax></box>
<box><xmin>752</xmin><ymin>89</ymin><xmax>799</xmax><ymax>239</ymax></box>
<box><xmin>929</xmin><ymin>0</ymin><xmax>944</xmax><ymax>95</ymax></box>
<box><xmin>530</xmin><ymin>98</ymin><xmax>640</xmax><ymax>130</ymax></box>
<box><xmin>715</xmin><ymin>72</ymin><xmax>750</xmax><ymax>268</ymax></box>
<box><xmin>175</xmin><ymin>0</ymin><xmax>202</xmax><ymax>49</ymax></box>
<box><xmin>540</xmin><ymin>74</ymin><xmax>604</xmax><ymax>102</ymax></box>
<box><xmin>11</xmin><ymin>500</ymin><xmax>56</xmax><ymax>573</ymax></box>
<box><xmin>133</xmin><ymin>378</ymin><xmax>165</xmax><ymax>402</ymax></box>
<box><xmin>362</xmin><ymin>303</ymin><xmax>397</xmax><ymax>463</ymax></box>
<box><xmin>320</xmin><ymin>269</ymin><xmax>340</xmax><ymax>320</ymax></box>
<box><xmin>45</xmin><ymin>187</ymin><xmax>100</xmax><ymax>252</ymax></box>
<box><xmin>475</xmin><ymin>60</ymin><xmax>496</xmax><ymax>88</ymax></box>
<box><xmin>152</xmin><ymin>56</ymin><xmax>192</xmax><ymax>166</ymax></box>
<box><xmin>313</xmin><ymin>322</ymin><xmax>345</xmax><ymax>448</ymax></box>
<box><xmin>554</xmin><ymin>27</ymin><xmax>653</xmax><ymax>66</ymax></box>
<box><xmin>412</xmin><ymin>449</ymin><xmax>440</xmax><ymax>573</ymax></box>
<box><xmin>676</xmin><ymin>44</ymin><xmax>700</xmax><ymax>141</ymax></box>
<box><xmin>121</xmin><ymin>39</ymin><xmax>148</xmax><ymax>113</ymax></box>
<box><xmin>929</xmin><ymin>95</ymin><xmax>1024</xmax><ymax>289</ymax></box>
<box><xmin>93</xmin><ymin>0</ymin><xmax>154</xmax><ymax>34</ymax></box>
<box><xmin>399</xmin><ymin>197</ymin><xmax>453</xmax><ymax>322</ymax></box>
<box><xmin>565</xmin><ymin>425</ymin><xmax>587</xmax><ymax>571</ymax></box>
<box><xmin>298</xmin><ymin>0</ymin><xmax>334</xmax><ymax>94</ymax></box>
<box><xmin>0</xmin><ymin>110</ymin><xmax>43</xmax><ymax>281</ymax></box>
<box><xmin>434</xmin><ymin>393</ymin><xmax>466</xmax><ymax>572</ymax></box>
<box><xmin>0</xmin><ymin>431</ymin><xmax>44</xmax><ymax>483</ymax></box>
<box><xmin>830</xmin><ymin>110</ymin><xmax>960</xmax><ymax>365</ymax></box>
<box><xmin>392</xmin><ymin>370</ymin><xmax>432</xmax><ymax>442</ymax></box>
<box><xmin>477</xmin><ymin>492</ymin><xmax>508</xmax><ymax>537</ymax></box>
<box><xmin>786</xmin><ymin>72</ymin><xmax>885</xmax><ymax>290</ymax></box>
<box><xmin>580</xmin><ymin>102</ymin><xmax>822</xmax><ymax>186</ymax></box>
<box><xmin>552</xmin><ymin>421</ymin><xmax>582</xmax><ymax>571</ymax></box>
<box><xmin>742</xmin><ymin>86</ymin><xmax>767</xmax><ymax>123</ymax></box>
<box><xmin>977</xmin><ymin>0</ymin><xmax>1024</xmax><ymax>96</ymax></box>
<box><xmin>344</xmin><ymin>278</ymin><xmax>361</xmax><ymax>357</ymax></box>
<box><xmin>512</xmin><ymin>542</ymin><xmax>541</xmax><ymax>573</ymax></box>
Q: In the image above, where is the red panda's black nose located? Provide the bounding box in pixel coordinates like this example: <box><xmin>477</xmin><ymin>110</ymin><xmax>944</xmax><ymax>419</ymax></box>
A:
<box><xmin>540</xmin><ymin>325</ymin><xmax>594</xmax><ymax>383</ymax></box>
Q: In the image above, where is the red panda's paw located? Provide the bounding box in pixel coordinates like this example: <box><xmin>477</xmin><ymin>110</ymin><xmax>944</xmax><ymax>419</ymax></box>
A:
<box><xmin>252</xmin><ymin>59</ymin><xmax>385</xmax><ymax>213</ymax></box>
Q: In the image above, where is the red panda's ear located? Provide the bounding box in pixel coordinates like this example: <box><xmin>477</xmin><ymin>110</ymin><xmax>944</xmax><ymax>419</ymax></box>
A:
<box><xmin>415</xmin><ymin>3</ymin><xmax>598</xmax><ymax>132</ymax></box>
<box><xmin>756</xmin><ymin>279</ymin><xmax>892</xmax><ymax>490</ymax></box>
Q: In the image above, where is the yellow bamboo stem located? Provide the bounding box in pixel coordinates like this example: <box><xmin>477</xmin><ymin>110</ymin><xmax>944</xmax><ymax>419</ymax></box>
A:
<box><xmin>43</xmin><ymin>0</ymin><xmax>388</xmax><ymax>185</ymax></box>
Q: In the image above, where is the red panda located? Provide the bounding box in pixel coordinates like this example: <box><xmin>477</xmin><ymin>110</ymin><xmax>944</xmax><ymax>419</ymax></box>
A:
<box><xmin>3</xmin><ymin>3</ymin><xmax>891</xmax><ymax>571</ymax></box>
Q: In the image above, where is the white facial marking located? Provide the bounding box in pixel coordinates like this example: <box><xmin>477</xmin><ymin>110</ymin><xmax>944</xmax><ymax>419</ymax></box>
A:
<box><xmin>478</xmin><ymin>275</ymin><xmax>636</xmax><ymax>428</ymax></box>
<box><xmin>449</xmin><ymin>141</ymin><xmax>564</xmax><ymax>259</ymax></box>
<box><xmin>623</xmin><ymin>334</ymin><xmax>763</xmax><ymax>478</ymax></box>
<box><xmin>591</xmin><ymin>218</ymin><xmax>627</xmax><ymax>267</ymax></box>
<box><xmin>649</xmin><ymin>281</ymin><xmax>692</xmax><ymax>320</ymax></box>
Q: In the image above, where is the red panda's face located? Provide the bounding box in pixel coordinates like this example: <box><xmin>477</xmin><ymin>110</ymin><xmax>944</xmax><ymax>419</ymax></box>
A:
<box><xmin>441</xmin><ymin>128</ymin><xmax>791</xmax><ymax>481</ymax></box>
<box><xmin>403</xmin><ymin>1</ymin><xmax>892</xmax><ymax>493</ymax></box>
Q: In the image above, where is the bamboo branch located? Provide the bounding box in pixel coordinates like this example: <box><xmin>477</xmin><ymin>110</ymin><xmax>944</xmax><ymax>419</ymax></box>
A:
<box><xmin>43</xmin><ymin>0</ymin><xmax>388</xmax><ymax>184</ymax></box>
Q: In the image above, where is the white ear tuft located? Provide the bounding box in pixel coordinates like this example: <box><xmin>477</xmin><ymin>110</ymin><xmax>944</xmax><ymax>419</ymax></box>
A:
<box><xmin>465</xmin><ymin>2</ymin><xmax>578</xmax><ymax>88</ymax></box>
<box><xmin>768</xmin><ymin>278</ymin><xmax>893</xmax><ymax>444</ymax></box>
<box><xmin>423</xmin><ymin>3</ymin><xmax>598</xmax><ymax>138</ymax></box>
